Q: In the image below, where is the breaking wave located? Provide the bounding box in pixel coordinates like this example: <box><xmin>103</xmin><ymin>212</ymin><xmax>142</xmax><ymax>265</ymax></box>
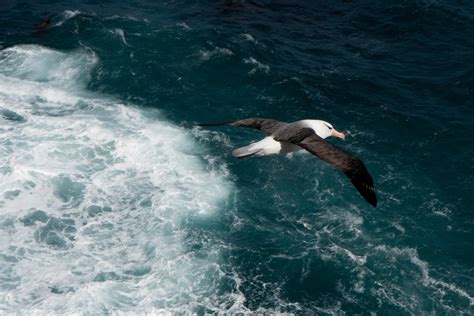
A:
<box><xmin>0</xmin><ymin>44</ymin><xmax>241</xmax><ymax>313</ymax></box>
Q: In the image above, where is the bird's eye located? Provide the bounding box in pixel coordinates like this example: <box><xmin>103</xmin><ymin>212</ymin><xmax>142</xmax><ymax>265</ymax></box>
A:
<box><xmin>325</xmin><ymin>124</ymin><xmax>332</xmax><ymax>130</ymax></box>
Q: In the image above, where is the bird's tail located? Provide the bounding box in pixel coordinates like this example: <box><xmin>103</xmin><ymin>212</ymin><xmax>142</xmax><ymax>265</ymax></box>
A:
<box><xmin>232</xmin><ymin>144</ymin><xmax>262</xmax><ymax>159</ymax></box>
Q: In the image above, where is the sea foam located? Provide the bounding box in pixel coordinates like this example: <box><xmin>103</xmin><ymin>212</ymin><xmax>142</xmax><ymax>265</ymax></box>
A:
<box><xmin>0</xmin><ymin>45</ymin><xmax>240</xmax><ymax>314</ymax></box>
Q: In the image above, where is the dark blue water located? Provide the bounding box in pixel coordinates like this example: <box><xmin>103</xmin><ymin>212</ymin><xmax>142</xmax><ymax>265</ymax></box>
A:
<box><xmin>1</xmin><ymin>1</ymin><xmax>473</xmax><ymax>314</ymax></box>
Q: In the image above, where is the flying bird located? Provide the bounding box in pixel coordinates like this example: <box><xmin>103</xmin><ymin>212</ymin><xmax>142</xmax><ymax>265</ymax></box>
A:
<box><xmin>197</xmin><ymin>118</ymin><xmax>377</xmax><ymax>207</ymax></box>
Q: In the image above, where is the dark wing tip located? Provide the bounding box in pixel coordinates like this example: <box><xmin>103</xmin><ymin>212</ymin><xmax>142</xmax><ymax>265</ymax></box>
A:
<box><xmin>349</xmin><ymin>177</ymin><xmax>377</xmax><ymax>207</ymax></box>
<box><xmin>346</xmin><ymin>159</ymin><xmax>377</xmax><ymax>207</ymax></box>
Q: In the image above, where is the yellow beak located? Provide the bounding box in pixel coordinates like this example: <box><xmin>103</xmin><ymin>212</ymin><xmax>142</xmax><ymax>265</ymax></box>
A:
<box><xmin>331</xmin><ymin>129</ymin><xmax>346</xmax><ymax>140</ymax></box>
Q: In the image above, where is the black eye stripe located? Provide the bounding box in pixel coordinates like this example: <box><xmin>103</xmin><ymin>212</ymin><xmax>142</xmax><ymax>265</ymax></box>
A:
<box><xmin>324</xmin><ymin>124</ymin><xmax>332</xmax><ymax>129</ymax></box>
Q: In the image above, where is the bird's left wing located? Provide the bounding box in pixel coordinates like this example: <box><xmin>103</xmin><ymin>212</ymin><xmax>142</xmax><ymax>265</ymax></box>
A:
<box><xmin>274</xmin><ymin>127</ymin><xmax>377</xmax><ymax>207</ymax></box>
<box><xmin>197</xmin><ymin>118</ymin><xmax>285</xmax><ymax>136</ymax></box>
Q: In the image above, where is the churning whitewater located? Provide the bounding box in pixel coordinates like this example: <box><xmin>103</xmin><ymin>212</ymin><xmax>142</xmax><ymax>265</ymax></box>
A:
<box><xmin>0</xmin><ymin>45</ymin><xmax>241</xmax><ymax>313</ymax></box>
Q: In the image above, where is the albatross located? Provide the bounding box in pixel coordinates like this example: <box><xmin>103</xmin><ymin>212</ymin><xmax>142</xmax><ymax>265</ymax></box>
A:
<box><xmin>197</xmin><ymin>118</ymin><xmax>377</xmax><ymax>207</ymax></box>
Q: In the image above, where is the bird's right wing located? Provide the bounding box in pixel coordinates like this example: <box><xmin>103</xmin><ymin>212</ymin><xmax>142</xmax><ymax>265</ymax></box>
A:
<box><xmin>273</xmin><ymin>127</ymin><xmax>377</xmax><ymax>207</ymax></box>
<box><xmin>297</xmin><ymin>133</ymin><xmax>377</xmax><ymax>207</ymax></box>
<box><xmin>197</xmin><ymin>118</ymin><xmax>285</xmax><ymax>136</ymax></box>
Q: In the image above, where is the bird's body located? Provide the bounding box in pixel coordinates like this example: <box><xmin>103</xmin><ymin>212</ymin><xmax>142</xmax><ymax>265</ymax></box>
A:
<box><xmin>197</xmin><ymin>118</ymin><xmax>377</xmax><ymax>207</ymax></box>
<box><xmin>232</xmin><ymin>136</ymin><xmax>300</xmax><ymax>157</ymax></box>
<box><xmin>232</xmin><ymin>120</ymin><xmax>332</xmax><ymax>158</ymax></box>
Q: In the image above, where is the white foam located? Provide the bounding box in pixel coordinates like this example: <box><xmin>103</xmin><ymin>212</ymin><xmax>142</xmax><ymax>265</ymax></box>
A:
<box><xmin>375</xmin><ymin>245</ymin><xmax>474</xmax><ymax>306</ymax></box>
<box><xmin>111</xmin><ymin>28</ymin><xmax>131</xmax><ymax>46</ymax></box>
<box><xmin>425</xmin><ymin>198</ymin><xmax>452</xmax><ymax>218</ymax></box>
<box><xmin>0</xmin><ymin>45</ymin><xmax>241</xmax><ymax>313</ymax></box>
<box><xmin>241</xmin><ymin>33</ymin><xmax>258</xmax><ymax>44</ymax></box>
<box><xmin>199</xmin><ymin>47</ymin><xmax>234</xmax><ymax>61</ymax></box>
<box><xmin>104</xmin><ymin>15</ymin><xmax>148</xmax><ymax>22</ymax></box>
<box><xmin>391</xmin><ymin>222</ymin><xmax>405</xmax><ymax>234</ymax></box>
<box><xmin>176</xmin><ymin>22</ymin><xmax>191</xmax><ymax>31</ymax></box>
<box><xmin>244</xmin><ymin>57</ymin><xmax>270</xmax><ymax>75</ymax></box>
<box><xmin>55</xmin><ymin>10</ymin><xmax>82</xmax><ymax>26</ymax></box>
<box><xmin>0</xmin><ymin>45</ymin><xmax>97</xmax><ymax>88</ymax></box>
<box><xmin>330</xmin><ymin>245</ymin><xmax>367</xmax><ymax>266</ymax></box>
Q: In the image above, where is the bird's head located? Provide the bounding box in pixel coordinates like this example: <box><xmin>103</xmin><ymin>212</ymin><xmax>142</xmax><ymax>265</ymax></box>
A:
<box><xmin>323</xmin><ymin>122</ymin><xmax>346</xmax><ymax>140</ymax></box>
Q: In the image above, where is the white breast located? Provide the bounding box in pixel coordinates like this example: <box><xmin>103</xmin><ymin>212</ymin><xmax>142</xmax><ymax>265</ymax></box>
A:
<box><xmin>246</xmin><ymin>137</ymin><xmax>301</xmax><ymax>156</ymax></box>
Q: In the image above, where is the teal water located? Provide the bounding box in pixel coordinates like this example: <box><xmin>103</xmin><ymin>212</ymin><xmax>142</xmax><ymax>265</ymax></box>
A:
<box><xmin>1</xmin><ymin>1</ymin><xmax>473</xmax><ymax>314</ymax></box>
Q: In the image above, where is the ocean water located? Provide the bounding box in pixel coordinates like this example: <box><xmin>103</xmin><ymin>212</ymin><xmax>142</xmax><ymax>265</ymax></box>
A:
<box><xmin>0</xmin><ymin>1</ymin><xmax>473</xmax><ymax>314</ymax></box>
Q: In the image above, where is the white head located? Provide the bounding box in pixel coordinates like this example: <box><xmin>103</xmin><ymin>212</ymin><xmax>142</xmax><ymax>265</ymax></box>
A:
<box><xmin>318</xmin><ymin>121</ymin><xmax>346</xmax><ymax>140</ymax></box>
